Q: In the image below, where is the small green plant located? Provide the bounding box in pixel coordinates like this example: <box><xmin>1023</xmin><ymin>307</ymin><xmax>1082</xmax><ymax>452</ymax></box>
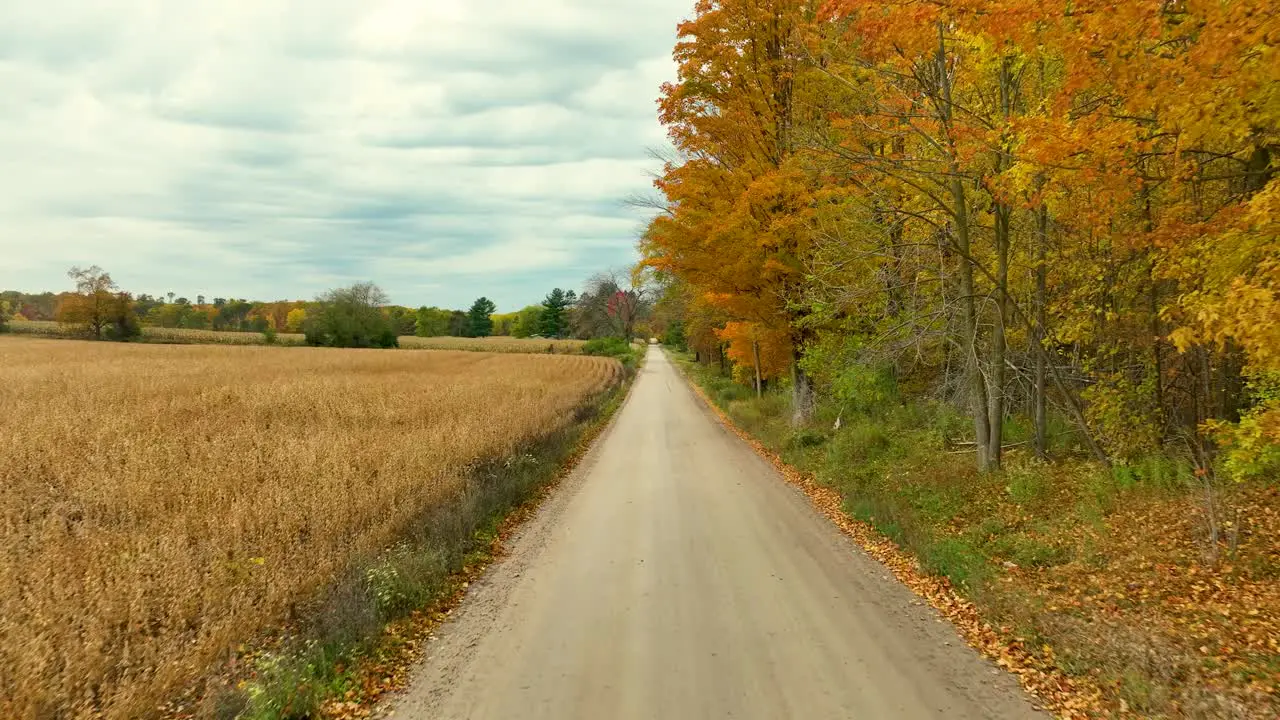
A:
<box><xmin>786</xmin><ymin>428</ymin><xmax>827</xmax><ymax>449</ymax></box>
<box><xmin>921</xmin><ymin>536</ymin><xmax>988</xmax><ymax>590</ymax></box>
<box><xmin>364</xmin><ymin>558</ymin><xmax>406</xmax><ymax>617</ymax></box>
<box><xmin>1005</xmin><ymin>466</ymin><xmax>1050</xmax><ymax>507</ymax></box>
<box><xmin>262</xmin><ymin>328</ymin><xmax>278</xmax><ymax>345</ymax></box>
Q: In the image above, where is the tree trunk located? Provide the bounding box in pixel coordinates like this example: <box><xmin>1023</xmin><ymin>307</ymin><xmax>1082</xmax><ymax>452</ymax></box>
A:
<box><xmin>791</xmin><ymin>352</ymin><xmax>815</xmax><ymax>426</ymax></box>
<box><xmin>752</xmin><ymin>339</ymin><xmax>763</xmax><ymax>398</ymax></box>
<box><xmin>988</xmin><ymin>201</ymin><xmax>1010</xmax><ymax>469</ymax></box>
<box><xmin>937</xmin><ymin>25</ymin><xmax>992</xmax><ymax>471</ymax></box>
<box><xmin>1033</xmin><ymin>203</ymin><xmax>1049</xmax><ymax>460</ymax></box>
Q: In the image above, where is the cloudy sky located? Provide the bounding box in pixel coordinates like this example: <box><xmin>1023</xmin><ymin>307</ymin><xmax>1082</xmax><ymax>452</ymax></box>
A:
<box><xmin>0</xmin><ymin>0</ymin><xmax>690</xmax><ymax>310</ymax></box>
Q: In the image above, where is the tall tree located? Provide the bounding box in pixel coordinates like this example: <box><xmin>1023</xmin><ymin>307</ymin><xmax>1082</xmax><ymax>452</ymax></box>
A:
<box><xmin>56</xmin><ymin>266</ymin><xmax>138</xmax><ymax>341</ymax></box>
<box><xmin>302</xmin><ymin>282</ymin><xmax>397</xmax><ymax>348</ymax></box>
<box><xmin>467</xmin><ymin>297</ymin><xmax>496</xmax><ymax>338</ymax></box>
<box><xmin>539</xmin><ymin>288</ymin><xmax>572</xmax><ymax>338</ymax></box>
<box><xmin>644</xmin><ymin>0</ymin><xmax>820</xmax><ymax>422</ymax></box>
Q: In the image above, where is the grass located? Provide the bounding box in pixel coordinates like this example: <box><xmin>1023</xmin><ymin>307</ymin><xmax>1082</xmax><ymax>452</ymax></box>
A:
<box><xmin>671</xmin><ymin>350</ymin><xmax>1280</xmax><ymax>717</ymax></box>
<box><xmin>8</xmin><ymin>320</ymin><xmax>589</xmax><ymax>354</ymax></box>
<box><xmin>0</xmin><ymin>336</ymin><xmax>622</xmax><ymax>718</ymax></box>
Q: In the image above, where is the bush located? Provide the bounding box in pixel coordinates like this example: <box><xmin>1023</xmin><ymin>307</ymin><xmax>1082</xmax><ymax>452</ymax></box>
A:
<box><xmin>105</xmin><ymin>302</ymin><xmax>141</xmax><ymax>341</ymax></box>
<box><xmin>263</xmin><ymin>328</ymin><xmax>278</xmax><ymax>345</ymax></box>
<box><xmin>302</xmin><ymin>283</ymin><xmax>399</xmax><ymax>349</ymax></box>
<box><xmin>582</xmin><ymin>337</ymin><xmax>632</xmax><ymax>357</ymax></box>
<box><xmin>583</xmin><ymin>337</ymin><xmax>639</xmax><ymax>368</ymax></box>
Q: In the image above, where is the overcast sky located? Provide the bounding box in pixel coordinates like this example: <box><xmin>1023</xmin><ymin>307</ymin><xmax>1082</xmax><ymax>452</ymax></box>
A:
<box><xmin>0</xmin><ymin>0</ymin><xmax>690</xmax><ymax>310</ymax></box>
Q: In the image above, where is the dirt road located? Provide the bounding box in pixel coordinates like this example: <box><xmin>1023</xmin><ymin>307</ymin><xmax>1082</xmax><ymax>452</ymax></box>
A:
<box><xmin>385</xmin><ymin>346</ymin><xmax>1048</xmax><ymax>719</ymax></box>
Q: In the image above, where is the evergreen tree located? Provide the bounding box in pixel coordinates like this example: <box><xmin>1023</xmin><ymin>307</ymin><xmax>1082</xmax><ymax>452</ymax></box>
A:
<box><xmin>540</xmin><ymin>288</ymin><xmax>572</xmax><ymax>338</ymax></box>
<box><xmin>467</xmin><ymin>297</ymin><xmax>496</xmax><ymax>338</ymax></box>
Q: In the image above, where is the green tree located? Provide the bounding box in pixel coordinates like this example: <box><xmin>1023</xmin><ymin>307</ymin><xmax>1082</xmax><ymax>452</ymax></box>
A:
<box><xmin>490</xmin><ymin>312</ymin><xmax>519</xmax><ymax>336</ymax></box>
<box><xmin>302</xmin><ymin>282</ymin><xmax>398</xmax><ymax>348</ymax></box>
<box><xmin>383</xmin><ymin>306</ymin><xmax>417</xmax><ymax>336</ymax></box>
<box><xmin>414</xmin><ymin>306</ymin><xmax>453</xmax><ymax>337</ymax></box>
<box><xmin>511</xmin><ymin>305</ymin><xmax>544</xmax><ymax>338</ymax></box>
<box><xmin>540</xmin><ymin>288</ymin><xmax>573</xmax><ymax>338</ymax></box>
<box><xmin>448</xmin><ymin>310</ymin><xmax>469</xmax><ymax>337</ymax></box>
<box><xmin>467</xmin><ymin>297</ymin><xmax>497</xmax><ymax>338</ymax></box>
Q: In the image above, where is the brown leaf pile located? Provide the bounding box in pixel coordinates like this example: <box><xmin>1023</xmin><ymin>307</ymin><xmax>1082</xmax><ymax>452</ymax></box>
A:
<box><xmin>1002</xmin><ymin>483</ymin><xmax>1280</xmax><ymax>715</ymax></box>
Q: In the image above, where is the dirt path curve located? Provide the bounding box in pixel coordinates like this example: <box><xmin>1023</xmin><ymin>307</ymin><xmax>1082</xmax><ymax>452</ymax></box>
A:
<box><xmin>383</xmin><ymin>345</ymin><xmax>1049</xmax><ymax>719</ymax></box>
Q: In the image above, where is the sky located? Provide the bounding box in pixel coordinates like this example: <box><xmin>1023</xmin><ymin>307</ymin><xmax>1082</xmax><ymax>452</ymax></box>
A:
<box><xmin>0</xmin><ymin>0</ymin><xmax>691</xmax><ymax>311</ymax></box>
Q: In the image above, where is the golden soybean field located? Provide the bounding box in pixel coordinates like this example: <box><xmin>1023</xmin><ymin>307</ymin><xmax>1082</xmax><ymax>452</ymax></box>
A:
<box><xmin>397</xmin><ymin>335</ymin><xmax>586</xmax><ymax>354</ymax></box>
<box><xmin>10</xmin><ymin>320</ymin><xmax>589</xmax><ymax>354</ymax></box>
<box><xmin>0</xmin><ymin>337</ymin><xmax>621</xmax><ymax>718</ymax></box>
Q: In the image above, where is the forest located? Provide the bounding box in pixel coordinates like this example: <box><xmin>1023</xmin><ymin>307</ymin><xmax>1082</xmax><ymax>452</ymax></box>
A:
<box><xmin>644</xmin><ymin>0</ymin><xmax>1278</xmax><ymax>480</ymax></box>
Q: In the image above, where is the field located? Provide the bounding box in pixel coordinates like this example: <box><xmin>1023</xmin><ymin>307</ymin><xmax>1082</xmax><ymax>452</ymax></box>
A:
<box><xmin>8</xmin><ymin>320</ymin><xmax>586</xmax><ymax>353</ymax></box>
<box><xmin>8</xmin><ymin>319</ymin><xmax>306</xmax><ymax>345</ymax></box>
<box><xmin>398</xmin><ymin>335</ymin><xmax>585</xmax><ymax>354</ymax></box>
<box><xmin>0</xmin><ymin>337</ymin><xmax>621</xmax><ymax>718</ymax></box>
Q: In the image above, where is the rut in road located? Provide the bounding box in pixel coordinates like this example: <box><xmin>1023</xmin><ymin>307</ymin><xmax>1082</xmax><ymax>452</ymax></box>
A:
<box><xmin>383</xmin><ymin>345</ymin><xmax>1048</xmax><ymax>719</ymax></box>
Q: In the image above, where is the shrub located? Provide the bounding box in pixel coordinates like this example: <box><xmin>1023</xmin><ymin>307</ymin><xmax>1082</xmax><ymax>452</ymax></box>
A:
<box><xmin>302</xmin><ymin>283</ymin><xmax>399</xmax><ymax>349</ymax></box>
<box><xmin>583</xmin><ymin>337</ymin><xmax>640</xmax><ymax>369</ymax></box>
<box><xmin>582</xmin><ymin>337</ymin><xmax>632</xmax><ymax>357</ymax></box>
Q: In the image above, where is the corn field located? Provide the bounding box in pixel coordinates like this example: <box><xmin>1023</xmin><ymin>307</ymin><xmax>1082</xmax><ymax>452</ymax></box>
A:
<box><xmin>0</xmin><ymin>337</ymin><xmax>621</xmax><ymax>718</ymax></box>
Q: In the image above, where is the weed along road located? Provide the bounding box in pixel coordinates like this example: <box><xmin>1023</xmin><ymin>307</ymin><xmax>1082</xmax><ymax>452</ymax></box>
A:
<box><xmin>386</xmin><ymin>345</ymin><xmax>1048</xmax><ymax>719</ymax></box>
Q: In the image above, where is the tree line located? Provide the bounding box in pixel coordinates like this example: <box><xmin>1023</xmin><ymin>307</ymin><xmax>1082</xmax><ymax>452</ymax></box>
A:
<box><xmin>642</xmin><ymin>0</ymin><xmax>1278</xmax><ymax>479</ymax></box>
<box><xmin>3</xmin><ymin>266</ymin><xmax>655</xmax><ymax>349</ymax></box>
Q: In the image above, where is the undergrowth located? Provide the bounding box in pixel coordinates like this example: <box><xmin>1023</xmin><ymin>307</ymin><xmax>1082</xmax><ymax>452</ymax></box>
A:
<box><xmin>672</xmin><ymin>350</ymin><xmax>1280</xmax><ymax>718</ymax></box>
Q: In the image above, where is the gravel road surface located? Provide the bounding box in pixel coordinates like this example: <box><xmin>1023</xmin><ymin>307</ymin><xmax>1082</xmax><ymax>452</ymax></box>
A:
<box><xmin>384</xmin><ymin>345</ymin><xmax>1048</xmax><ymax>719</ymax></box>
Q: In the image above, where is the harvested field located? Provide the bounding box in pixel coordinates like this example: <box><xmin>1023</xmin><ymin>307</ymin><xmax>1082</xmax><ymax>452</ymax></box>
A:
<box><xmin>0</xmin><ymin>337</ymin><xmax>621</xmax><ymax>718</ymax></box>
<box><xmin>9</xmin><ymin>320</ymin><xmax>584</xmax><ymax>353</ymax></box>
<box><xmin>8</xmin><ymin>320</ymin><xmax>306</xmax><ymax>345</ymax></box>
<box><xmin>398</xmin><ymin>335</ymin><xmax>586</xmax><ymax>354</ymax></box>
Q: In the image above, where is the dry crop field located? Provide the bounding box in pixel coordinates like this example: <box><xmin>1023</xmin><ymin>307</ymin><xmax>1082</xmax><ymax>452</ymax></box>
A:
<box><xmin>0</xmin><ymin>337</ymin><xmax>621</xmax><ymax>718</ymax></box>
<box><xmin>8</xmin><ymin>320</ymin><xmax>306</xmax><ymax>346</ymax></box>
<box><xmin>10</xmin><ymin>320</ymin><xmax>584</xmax><ymax>353</ymax></box>
<box><xmin>397</xmin><ymin>335</ymin><xmax>586</xmax><ymax>354</ymax></box>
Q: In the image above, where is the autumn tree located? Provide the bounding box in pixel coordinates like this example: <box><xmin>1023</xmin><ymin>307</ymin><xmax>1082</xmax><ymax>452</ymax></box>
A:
<box><xmin>643</xmin><ymin>0</ymin><xmax>821</xmax><ymax>422</ymax></box>
<box><xmin>285</xmin><ymin>308</ymin><xmax>307</xmax><ymax>333</ymax></box>
<box><xmin>56</xmin><ymin>266</ymin><xmax>140</xmax><ymax>341</ymax></box>
<box><xmin>575</xmin><ymin>271</ymin><xmax>651</xmax><ymax>341</ymax></box>
<box><xmin>644</xmin><ymin>0</ymin><xmax>1278</xmax><ymax>476</ymax></box>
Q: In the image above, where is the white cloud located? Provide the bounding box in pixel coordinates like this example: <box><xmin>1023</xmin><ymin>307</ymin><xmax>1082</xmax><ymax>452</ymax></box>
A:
<box><xmin>0</xmin><ymin>0</ymin><xmax>691</xmax><ymax>310</ymax></box>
